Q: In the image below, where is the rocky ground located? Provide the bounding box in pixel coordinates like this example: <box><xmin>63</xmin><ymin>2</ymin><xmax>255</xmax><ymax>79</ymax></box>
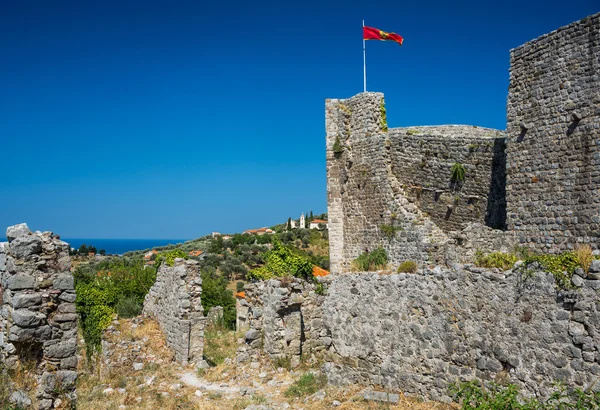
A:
<box><xmin>77</xmin><ymin>317</ymin><xmax>455</xmax><ymax>410</ymax></box>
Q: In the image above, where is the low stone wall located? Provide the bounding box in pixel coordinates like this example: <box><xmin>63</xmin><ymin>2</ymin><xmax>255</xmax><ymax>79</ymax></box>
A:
<box><xmin>322</xmin><ymin>266</ymin><xmax>600</xmax><ymax>401</ymax></box>
<box><xmin>0</xmin><ymin>224</ymin><xmax>77</xmax><ymax>410</ymax></box>
<box><xmin>237</xmin><ymin>278</ymin><xmax>329</xmax><ymax>367</ymax></box>
<box><xmin>143</xmin><ymin>259</ymin><xmax>205</xmax><ymax>366</ymax></box>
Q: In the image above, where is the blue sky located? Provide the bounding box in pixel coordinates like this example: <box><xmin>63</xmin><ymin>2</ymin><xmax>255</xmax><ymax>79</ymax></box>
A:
<box><xmin>1</xmin><ymin>0</ymin><xmax>597</xmax><ymax>239</ymax></box>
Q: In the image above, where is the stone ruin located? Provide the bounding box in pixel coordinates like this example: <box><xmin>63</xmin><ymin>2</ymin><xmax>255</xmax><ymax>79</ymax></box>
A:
<box><xmin>142</xmin><ymin>258</ymin><xmax>205</xmax><ymax>366</ymax></box>
<box><xmin>327</xmin><ymin>12</ymin><xmax>600</xmax><ymax>273</ymax></box>
<box><xmin>0</xmin><ymin>224</ymin><xmax>77</xmax><ymax>409</ymax></box>
<box><xmin>234</xmin><ymin>12</ymin><xmax>600</xmax><ymax>402</ymax></box>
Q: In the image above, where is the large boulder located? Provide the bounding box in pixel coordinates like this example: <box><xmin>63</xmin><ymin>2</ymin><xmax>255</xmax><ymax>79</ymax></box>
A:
<box><xmin>6</xmin><ymin>223</ymin><xmax>31</xmax><ymax>242</ymax></box>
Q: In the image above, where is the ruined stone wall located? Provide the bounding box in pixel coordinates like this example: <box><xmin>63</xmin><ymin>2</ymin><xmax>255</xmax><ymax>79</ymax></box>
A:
<box><xmin>143</xmin><ymin>259</ymin><xmax>205</xmax><ymax>366</ymax></box>
<box><xmin>322</xmin><ymin>266</ymin><xmax>600</xmax><ymax>402</ymax></box>
<box><xmin>326</xmin><ymin>93</ymin><xmax>509</xmax><ymax>273</ymax></box>
<box><xmin>236</xmin><ymin>278</ymin><xmax>329</xmax><ymax>367</ymax></box>
<box><xmin>389</xmin><ymin>126</ymin><xmax>507</xmax><ymax>231</ymax></box>
<box><xmin>0</xmin><ymin>224</ymin><xmax>77</xmax><ymax>410</ymax></box>
<box><xmin>506</xmin><ymin>12</ymin><xmax>600</xmax><ymax>252</ymax></box>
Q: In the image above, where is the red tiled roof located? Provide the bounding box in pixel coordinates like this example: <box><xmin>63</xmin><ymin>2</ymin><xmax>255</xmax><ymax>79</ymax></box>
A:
<box><xmin>189</xmin><ymin>250</ymin><xmax>204</xmax><ymax>257</ymax></box>
<box><xmin>311</xmin><ymin>219</ymin><xmax>328</xmax><ymax>223</ymax></box>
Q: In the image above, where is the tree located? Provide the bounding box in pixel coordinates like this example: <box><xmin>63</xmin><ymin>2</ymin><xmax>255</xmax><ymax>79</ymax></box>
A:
<box><xmin>99</xmin><ymin>249</ymin><xmax>106</xmax><ymax>256</ymax></box>
<box><xmin>287</xmin><ymin>217</ymin><xmax>292</xmax><ymax>231</ymax></box>
<box><xmin>310</xmin><ymin>210</ymin><xmax>313</xmax><ymax>220</ymax></box>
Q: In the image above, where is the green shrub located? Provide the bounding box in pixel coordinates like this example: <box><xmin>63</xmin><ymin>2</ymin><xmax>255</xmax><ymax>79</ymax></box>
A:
<box><xmin>74</xmin><ymin>257</ymin><xmax>157</xmax><ymax>358</ymax></box>
<box><xmin>451</xmin><ymin>162</ymin><xmax>466</xmax><ymax>182</ymax></box>
<box><xmin>247</xmin><ymin>238</ymin><xmax>313</xmax><ymax>281</ymax></box>
<box><xmin>523</xmin><ymin>252</ymin><xmax>580</xmax><ymax>290</ymax></box>
<box><xmin>474</xmin><ymin>251</ymin><xmax>517</xmax><ymax>270</ymax></box>
<box><xmin>352</xmin><ymin>247</ymin><xmax>388</xmax><ymax>271</ymax></box>
<box><xmin>201</xmin><ymin>268</ymin><xmax>236</xmax><ymax>329</ymax></box>
<box><xmin>115</xmin><ymin>295</ymin><xmax>143</xmax><ymax>318</ymax></box>
<box><xmin>332</xmin><ymin>136</ymin><xmax>344</xmax><ymax>154</ymax></box>
<box><xmin>379</xmin><ymin>224</ymin><xmax>403</xmax><ymax>241</ymax></box>
<box><xmin>450</xmin><ymin>380</ymin><xmax>600</xmax><ymax>410</ymax></box>
<box><xmin>284</xmin><ymin>373</ymin><xmax>327</xmax><ymax>398</ymax></box>
<box><xmin>236</xmin><ymin>281</ymin><xmax>245</xmax><ymax>292</ymax></box>
<box><xmin>155</xmin><ymin>249</ymin><xmax>188</xmax><ymax>269</ymax></box>
<box><xmin>397</xmin><ymin>260</ymin><xmax>418</xmax><ymax>273</ymax></box>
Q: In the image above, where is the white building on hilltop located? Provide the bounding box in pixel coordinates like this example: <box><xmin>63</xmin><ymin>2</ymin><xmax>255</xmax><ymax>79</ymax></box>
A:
<box><xmin>288</xmin><ymin>213</ymin><xmax>306</xmax><ymax>230</ymax></box>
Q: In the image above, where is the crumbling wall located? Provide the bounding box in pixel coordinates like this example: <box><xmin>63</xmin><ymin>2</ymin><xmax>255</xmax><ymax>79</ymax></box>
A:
<box><xmin>322</xmin><ymin>266</ymin><xmax>600</xmax><ymax>402</ymax></box>
<box><xmin>0</xmin><ymin>224</ymin><xmax>77</xmax><ymax>410</ymax></box>
<box><xmin>143</xmin><ymin>259</ymin><xmax>205</xmax><ymax>366</ymax></box>
<box><xmin>506</xmin><ymin>12</ymin><xmax>600</xmax><ymax>252</ymax></box>
<box><xmin>236</xmin><ymin>278</ymin><xmax>329</xmax><ymax>367</ymax></box>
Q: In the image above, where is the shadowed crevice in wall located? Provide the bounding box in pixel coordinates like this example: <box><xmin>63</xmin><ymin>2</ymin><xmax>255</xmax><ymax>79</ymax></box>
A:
<box><xmin>485</xmin><ymin>137</ymin><xmax>507</xmax><ymax>229</ymax></box>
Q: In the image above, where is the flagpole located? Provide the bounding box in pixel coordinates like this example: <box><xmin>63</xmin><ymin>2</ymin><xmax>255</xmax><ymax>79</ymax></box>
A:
<box><xmin>363</xmin><ymin>20</ymin><xmax>366</xmax><ymax>92</ymax></box>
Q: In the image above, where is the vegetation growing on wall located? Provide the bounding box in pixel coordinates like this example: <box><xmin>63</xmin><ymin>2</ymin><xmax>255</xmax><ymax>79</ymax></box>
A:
<box><xmin>397</xmin><ymin>260</ymin><xmax>418</xmax><ymax>273</ymax></box>
<box><xmin>474</xmin><ymin>251</ymin><xmax>517</xmax><ymax>270</ymax></box>
<box><xmin>332</xmin><ymin>136</ymin><xmax>344</xmax><ymax>154</ymax></box>
<box><xmin>379</xmin><ymin>223</ymin><xmax>403</xmax><ymax>241</ymax></box>
<box><xmin>379</xmin><ymin>99</ymin><xmax>388</xmax><ymax>132</ymax></box>
<box><xmin>351</xmin><ymin>247</ymin><xmax>388</xmax><ymax>271</ymax></box>
<box><xmin>450</xmin><ymin>162</ymin><xmax>466</xmax><ymax>182</ymax></box>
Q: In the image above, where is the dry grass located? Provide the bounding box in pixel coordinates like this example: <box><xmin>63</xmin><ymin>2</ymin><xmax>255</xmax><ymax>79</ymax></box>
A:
<box><xmin>575</xmin><ymin>244</ymin><xmax>593</xmax><ymax>274</ymax></box>
<box><xmin>77</xmin><ymin>317</ymin><xmax>454</xmax><ymax>410</ymax></box>
<box><xmin>203</xmin><ymin>323</ymin><xmax>241</xmax><ymax>367</ymax></box>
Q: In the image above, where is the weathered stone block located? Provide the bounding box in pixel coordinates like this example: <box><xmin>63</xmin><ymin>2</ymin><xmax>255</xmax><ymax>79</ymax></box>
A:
<box><xmin>12</xmin><ymin>292</ymin><xmax>42</xmax><ymax>309</ymax></box>
<box><xmin>53</xmin><ymin>274</ymin><xmax>74</xmax><ymax>291</ymax></box>
<box><xmin>12</xmin><ymin>309</ymin><xmax>45</xmax><ymax>327</ymax></box>
<box><xmin>44</xmin><ymin>340</ymin><xmax>77</xmax><ymax>359</ymax></box>
<box><xmin>7</xmin><ymin>274</ymin><xmax>36</xmax><ymax>290</ymax></box>
<box><xmin>9</xmin><ymin>235</ymin><xmax>42</xmax><ymax>259</ymax></box>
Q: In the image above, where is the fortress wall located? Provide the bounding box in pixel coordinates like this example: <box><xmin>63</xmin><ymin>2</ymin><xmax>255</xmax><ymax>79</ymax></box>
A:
<box><xmin>325</xmin><ymin>94</ymin><xmax>509</xmax><ymax>273</ymax></box>
<box><xmin>322</xmin><ymin>267</ymin><xmax>600</xmax><ymax>402</ymax></box>
<box><xmin>506</xmin><ymin>12</ymin><xmax>600</xmax><ymax>252</ymax></box>
<box><xmin>0</xmin><ymin>224</ymin><xmax>77</xmax><ymax>409</ymax></box>
<box><xmin>142</xmin><ymin>259</ymin><xmax>205</xmax><ymax>365</ymax></box>
<box><xmin>388</xmin><ymin>126</ymin><xmax>506</xmax><ymax>231</ymax></box>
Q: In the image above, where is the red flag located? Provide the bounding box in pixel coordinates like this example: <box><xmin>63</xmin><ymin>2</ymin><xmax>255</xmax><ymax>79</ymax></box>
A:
<box><xmin>363</xmin><ymin>26</ymin><xmax>404</xmax><ymax>46</ymax></box>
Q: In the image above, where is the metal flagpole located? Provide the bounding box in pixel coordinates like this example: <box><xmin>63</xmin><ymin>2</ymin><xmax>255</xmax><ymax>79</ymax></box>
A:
<box><xmin>363</xmin><ymin>20</ymin><xmax>366</xmax><ymax>92</ymax></box>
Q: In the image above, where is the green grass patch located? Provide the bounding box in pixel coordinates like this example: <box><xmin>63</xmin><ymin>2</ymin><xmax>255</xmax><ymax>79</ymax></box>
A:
<box><xmin>351</xmin><ymin>247</ymin><xmax>388</xmax><ymax>271</ymax></box>
<box><xmin>474</xmin><ymin>251</ymin><xmax>518</xmax><ymax>270</ymax></box>
<box><xmin>284</xmin><ymin>373</ymin><xmax>327</xmax><ymax>398</ymax></box>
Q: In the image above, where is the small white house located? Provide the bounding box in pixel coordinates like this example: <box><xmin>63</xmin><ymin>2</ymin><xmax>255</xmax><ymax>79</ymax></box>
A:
<box><xmin>309</xmin><ymin>219</ymin><xmax>328</xmax><ymax>229</ymax></box>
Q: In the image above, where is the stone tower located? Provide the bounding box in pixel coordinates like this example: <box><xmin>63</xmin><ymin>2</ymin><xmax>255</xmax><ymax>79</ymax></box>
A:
<box><xmin>300</xmin><ymin>213</ymin><xmax>305</xmax><ymax>229</ymax></box>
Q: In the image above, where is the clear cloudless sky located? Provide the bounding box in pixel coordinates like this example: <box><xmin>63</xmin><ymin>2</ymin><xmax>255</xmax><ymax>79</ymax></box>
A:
<box><xmin>1</xmin><ymin>0</ymin><xmax>597</xmax><ymax>239</ymax></box>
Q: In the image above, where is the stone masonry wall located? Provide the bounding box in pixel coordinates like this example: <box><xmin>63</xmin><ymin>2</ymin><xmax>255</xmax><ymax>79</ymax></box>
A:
<box><xmin>322</xmin><ymin>266</ymin><xmax>600</xmax><ymax>402</ymax></box>
<box><xmin>143</xmin><ymin>259</ymin><xmax>205</xmax><ymax>366</ymax></box>
<box><xmin>389</xmin><ymin>126</ymin><xmax>507</xmax><ymax>231</ymax></box>
<box><xmin>326</xmin><ymin>93</ymin><xmax>509</xmax><ymax>273</ymax></box>
<box><xmin>236</xmin><ymin>278</ymin><xmax>329</xmax><ymax>367</ymax></box>
<box><xmin>0</xmin><ymin>224</ymin><xmax>77</xmax><ymax>410</ymax></box>
<box><xmin>506</xmin><ymin>12</ymin><xmax>600</xmax><ymax>252</ymax></box>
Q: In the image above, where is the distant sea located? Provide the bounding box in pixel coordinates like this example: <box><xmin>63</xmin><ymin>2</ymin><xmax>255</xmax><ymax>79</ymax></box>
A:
<box><xmin>1</xmin><ymin>238</ymin><xmax>189</xmax><ymax>256</ymax></box>
<box><xmin>64</xmin><ymin>239</ymin><xmax>189</xmax><ymax>255</ymax></box>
